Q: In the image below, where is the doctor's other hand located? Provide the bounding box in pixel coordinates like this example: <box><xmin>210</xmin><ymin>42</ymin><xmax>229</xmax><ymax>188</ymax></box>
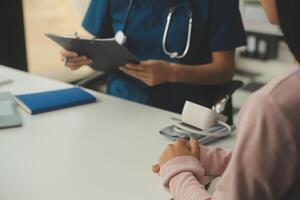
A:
<box><xmin>60</xmin><ymin>49</ymin><xmax>93</xmax><ymax>70</ymax></box>
<box><xmin>152</xmin><ymin>138</ymin><xmax>200</xmax><ymax>174</ymax></box>
<box><xmin>119</xmin><ymin>60</ymin><xmax>175</xmax><ymax>86</ymax></box>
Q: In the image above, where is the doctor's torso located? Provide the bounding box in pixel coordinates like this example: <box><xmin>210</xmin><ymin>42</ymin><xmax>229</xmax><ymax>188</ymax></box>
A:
<box><xmin>82</xmin><ymin>0</ymin><xmax>245</xmax><ymax>112</ymax></box>
<box><xmin>110</xmin><ymin>0</ymin><xmax>210</xmax><ymax>63</ymax></box>
<box><xmin>83</xmin><ymin>0</ymin><xmax>244</xmax><ymax>65</ymax></box>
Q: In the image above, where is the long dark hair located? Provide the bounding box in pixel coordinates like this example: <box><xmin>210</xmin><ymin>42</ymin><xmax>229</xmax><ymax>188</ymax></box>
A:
<box><xmin>276</xmin><ymin>0</ymin><xmax>300</xmax><ymax>62</ymax></box>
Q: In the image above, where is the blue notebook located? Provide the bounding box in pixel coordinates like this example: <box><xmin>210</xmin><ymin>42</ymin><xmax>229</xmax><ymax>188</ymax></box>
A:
<box><xmin>15</xmin><ymin>87</ymin><xmax>96</xmax><ymax>115</ymax></box>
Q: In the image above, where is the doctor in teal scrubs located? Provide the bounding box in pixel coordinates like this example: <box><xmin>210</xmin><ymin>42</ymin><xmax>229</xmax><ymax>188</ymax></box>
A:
<box><xmin>61</xmin><ymin>0</ymin><xmax>246</xmax><ymax>114</ymax></box>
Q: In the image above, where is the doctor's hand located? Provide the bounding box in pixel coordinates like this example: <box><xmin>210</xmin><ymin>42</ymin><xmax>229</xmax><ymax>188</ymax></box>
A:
<box><xmin>60</xmin><ymin>49</ymin><xmax>93</xmax><ymax>70</ymax></box>
<box><xmin>152</xmin><ymin>138</ymin><xmax>200</xmax><ymax>174</ymax></box>
<box><xmin>119</xmin><ymin>60</ymin><xmax>175</xmax><ymax>86</ymax></box>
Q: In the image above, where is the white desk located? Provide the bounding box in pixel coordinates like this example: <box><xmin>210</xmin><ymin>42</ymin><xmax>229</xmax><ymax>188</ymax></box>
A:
<box><xmin>0</xmin><ymin>65</ymin><xmax>235</xmax><ymax>200</ymax></box>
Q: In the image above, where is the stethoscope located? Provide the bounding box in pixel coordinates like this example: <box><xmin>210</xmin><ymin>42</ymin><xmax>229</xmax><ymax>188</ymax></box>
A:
<box><xmin>114</xmin><ymin>0</ymin><xmax>194</xmax><ymax>59</ymax></box>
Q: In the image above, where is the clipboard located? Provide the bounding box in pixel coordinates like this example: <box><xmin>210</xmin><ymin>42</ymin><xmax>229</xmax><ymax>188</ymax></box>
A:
<box><xmin>46</xmin><ymin>33</ymin><xmax>139</xmax><ymax>73</ymax></box>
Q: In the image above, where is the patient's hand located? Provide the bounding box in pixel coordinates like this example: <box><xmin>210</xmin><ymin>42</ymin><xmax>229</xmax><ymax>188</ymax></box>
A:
<box><xmin>152</xmin><ymin>138</ymin><xmax>200</xmax><ymax>174</ymax></box>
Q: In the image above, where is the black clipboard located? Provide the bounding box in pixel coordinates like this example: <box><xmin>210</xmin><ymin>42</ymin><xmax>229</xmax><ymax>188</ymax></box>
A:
<box><xmin>46</xmin><ymin>33</ymin><xmax>139</xmax><ymax>73</ymax></box>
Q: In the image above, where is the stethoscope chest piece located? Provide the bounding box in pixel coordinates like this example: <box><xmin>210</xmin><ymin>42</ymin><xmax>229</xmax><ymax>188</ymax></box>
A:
<box><xmin>115</xmin><ymin>30</ymin><xmax>127</xmax><ymax>45</ymax></box>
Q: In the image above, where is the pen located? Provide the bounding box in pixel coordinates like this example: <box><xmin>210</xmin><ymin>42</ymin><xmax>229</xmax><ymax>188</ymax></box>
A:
<box><xmin>64</xmin><ymin>57</ymin><xmax>70</xmax><ymax>66</ymax></box>
<box><xmin>65</xmin><ymin>32</ymin><xmax>79</xmax><ymax>66</ymax></box>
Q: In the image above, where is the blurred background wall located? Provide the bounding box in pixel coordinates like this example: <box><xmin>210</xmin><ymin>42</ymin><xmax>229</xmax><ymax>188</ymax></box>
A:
<box><xmin>23</xmin><ymin>0</ymin><xmax>94</xmax><ymax>82</ymax></box>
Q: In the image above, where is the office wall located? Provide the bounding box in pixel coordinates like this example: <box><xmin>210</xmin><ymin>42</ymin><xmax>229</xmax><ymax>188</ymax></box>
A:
<box><xmin>23</xmin><ymin>0</ymin><xmax>93</xmax><ymax>82</ymax></box>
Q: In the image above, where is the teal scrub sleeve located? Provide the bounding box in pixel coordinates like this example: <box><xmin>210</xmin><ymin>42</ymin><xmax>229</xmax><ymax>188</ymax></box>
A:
<box><xmin>209</xmin><ymin>0</ymin><xmax>246</xmax><ymax>51</ymax></box>
<box><xmin>82</xmin><ymin>0</ymin><xmax>114</xmax><ymax>38</ymax></box>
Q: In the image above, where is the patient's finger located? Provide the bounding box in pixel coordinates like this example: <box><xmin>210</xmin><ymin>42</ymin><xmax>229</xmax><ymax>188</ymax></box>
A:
<box><xmin>175</xmin><ymin>138</ymin><xmax>187</xmax><ymax>146</ymax></box>
<box><xmin>190</xmin><ymin>138</ymin><xmax>200</xmax><ymax>158</ymax></box>
<box><xmin>152</xmin><ymin>164</ymin><xmax>160</xmax><ymax>173</ymax></box>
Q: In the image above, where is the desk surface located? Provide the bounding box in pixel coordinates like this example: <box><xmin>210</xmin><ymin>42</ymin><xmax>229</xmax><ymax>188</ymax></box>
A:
<box><xmin>0</xmin><ymin>65</ymin><xmax>235</xmax><ymax>200</ymax></box>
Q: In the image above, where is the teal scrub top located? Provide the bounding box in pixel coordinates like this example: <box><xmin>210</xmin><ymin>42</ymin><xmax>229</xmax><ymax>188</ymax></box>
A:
<box><xmin>82</xmin><ymin>0</ymin><xmax>246</xmax><ymax>113</ymax></box>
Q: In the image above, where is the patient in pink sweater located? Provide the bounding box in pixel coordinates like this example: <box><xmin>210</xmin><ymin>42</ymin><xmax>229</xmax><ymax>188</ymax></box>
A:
<box><xmin>152</xmin><ymin>0</ymin><xmax>300</xmax><ymax>199</ymax></box>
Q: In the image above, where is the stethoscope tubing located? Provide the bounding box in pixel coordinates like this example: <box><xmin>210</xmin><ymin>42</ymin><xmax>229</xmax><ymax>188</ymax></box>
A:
<box><xmin>116</xmin><ymin>0</ymin><xmax>194</xmax><ymax>59</ymax></box>
<box><xmin>122</xmin><ymin>0</ymin><xmax>134</xmax><ymax>34</ymax></box>
<box><xmin>162</xmin><ymin>7</ymin><xmax>193</xmax><ymax>59</ymax></box>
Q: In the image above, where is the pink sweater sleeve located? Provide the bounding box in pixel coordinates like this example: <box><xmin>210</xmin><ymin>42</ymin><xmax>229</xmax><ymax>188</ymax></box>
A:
<box><xmin>160</xmin><ymin>95</ymin><xmax>298</xmax><ymax>200</ymax></box>
<box><xmin>199</xmin><ymin>145</ymin><xmax>232</xmax><ymax>176</ymax></box>
<box><xmin>160</xmin><ymin>156</ymin><xmax>211</xmax><ymax>199</ymax></box>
